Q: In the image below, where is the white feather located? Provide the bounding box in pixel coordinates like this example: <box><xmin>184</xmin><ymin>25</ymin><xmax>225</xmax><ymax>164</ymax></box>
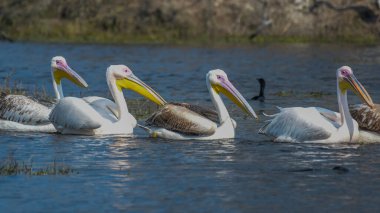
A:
<box><xmin>358</xmin><ymin>130</ymin><xmax>380</xmax><ymax>143</ymax></box>
<box><xmin>49</xmin><ymin>96</ymin><xmax>136</xmax><ymax>135</ymax></box>
<box><xmin>49</xmin><ymin>97</ymin><xmax>103</xmax><ymax>131</ymax></box>
<box><xmin>259</xmin><ymin>107</ymin><xmax>338</xmax><ymax>142</ymax></box>
<box><xmin>315</xmin><ymin>107</ymin><xmax>341</xmax><ymax>125</ymax></box>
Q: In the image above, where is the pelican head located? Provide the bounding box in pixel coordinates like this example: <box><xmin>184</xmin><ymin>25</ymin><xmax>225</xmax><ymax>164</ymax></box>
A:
<box><xmin>337</xmin><ymin>66</ymin><xmax>374</xmax><ymax>108</ymax></box>
<box><xmin>51</xmin><ymin>56</ymin><xmax>88</xmax><ymax>87</ymax></box>
<box><xmin>108</xmin><ymin>65</ymin><xmax>166</xmax><ymax>106</ymax></box>
<box><xmin>208</xmin><ymin>69</ymin><xmax>258</xmax><ymax>119</ymax></box>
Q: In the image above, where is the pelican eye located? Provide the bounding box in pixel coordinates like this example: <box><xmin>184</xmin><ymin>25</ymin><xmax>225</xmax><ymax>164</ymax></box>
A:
<box><xmin>341</xmin><ymin>69</ymin><xmax>350</xmax><ymax>77</ymax></box>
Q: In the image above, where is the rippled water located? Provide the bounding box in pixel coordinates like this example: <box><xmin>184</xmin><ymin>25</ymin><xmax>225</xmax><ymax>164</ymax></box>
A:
<box><xmin>0</xmin><ymin>42</ymin><xmax>380</xmax><ymax>212</ymax></box>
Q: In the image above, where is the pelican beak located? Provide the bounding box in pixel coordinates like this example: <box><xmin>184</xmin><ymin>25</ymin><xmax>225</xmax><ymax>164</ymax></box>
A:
<box><xmin>212</xmin><ymin>78</ymin><xmax>258</xmax><ymax>120</ymax></box>
<box><xmin>116</xmin><ymin>74</ymin><xmax>166</xmax><ymax>106</ymax></box>
<box><xmin>340</xmin><ymin>74</ymin><xmax>374</xmax><ymax>108</ymax></box>
<box><xmin>53</xmin><ymin>63</ymin><xmax>88</xmax><ymax>87</ymax></box>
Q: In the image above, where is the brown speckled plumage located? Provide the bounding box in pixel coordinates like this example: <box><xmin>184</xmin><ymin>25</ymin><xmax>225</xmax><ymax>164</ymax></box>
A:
<box><xmin>350</xmin><ymin>104</ymin><xmax>380</xmax><ymax>132</ymax></box>
<box><xmin>146</xmin><ymin>102</ymin><xmax>218</xmax><ymax>136</ymax></box>
<box><xmin>0</xmin><ymin>93</ymin><xmax>52</xmax><ymax>125</ymax></box>
<box><xmin>169</xmin><ymin>102</ymin><xmax>219</xmax><ymax>123</ymax></box>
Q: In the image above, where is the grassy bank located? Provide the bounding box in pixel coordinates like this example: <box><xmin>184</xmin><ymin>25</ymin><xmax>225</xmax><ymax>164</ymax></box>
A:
<box><xmin>5</xmin><ymin>31</ymin><xmax>380</xmax><ymax>46</ymax></box>
<box><xmin>2</xmin><ymin>0</ymin><xmax>380</xmax><ymax>46</ymax></box>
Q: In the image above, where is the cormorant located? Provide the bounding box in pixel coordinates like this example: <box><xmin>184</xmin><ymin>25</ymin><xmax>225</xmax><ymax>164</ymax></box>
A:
<box><xmin>252</xmin><ymin>78</ymin><xmax>265</xmax><ymax>102</ymax></box>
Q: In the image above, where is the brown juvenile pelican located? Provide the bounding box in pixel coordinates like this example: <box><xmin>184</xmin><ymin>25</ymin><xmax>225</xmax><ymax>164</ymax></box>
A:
<box><xmin>140</xmin><ymin>69</ymin><xmax>258</xmax><ymax>140</ymax></box>
<box><xmin>251</xmin><ymin>78</ymin><xmax>265</xmax><ymax>102</ymax></box>
<box><xmin>350</xmin><ymin>104</ymin><xmax>380</xmax><ymax>132</ymax></box>
<box><xmin>0</xmin><ymin>56</ymin><xmax>87</xmax><ymax>132</ymax></box>
<box><xmin>348</xmin><ymin>103</ymin><xmax>380</xmax><ymax>142</ymax></box>
<box><xmin>259</xmin><ymin>66</ymin><xmax>374</xmax><ymax>143</ymax></box>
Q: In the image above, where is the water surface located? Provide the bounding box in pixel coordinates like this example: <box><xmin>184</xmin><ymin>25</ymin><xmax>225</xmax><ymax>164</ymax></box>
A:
<box><xmin>0</xmin><ymin>42</ymin><xmax>380</xmax><ymax>212</ymax></box>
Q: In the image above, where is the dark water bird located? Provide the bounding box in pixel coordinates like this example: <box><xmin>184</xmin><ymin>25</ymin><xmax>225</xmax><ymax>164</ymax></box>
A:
<box><xmin>251</xmin><ymin>78</ymin><xmax>265</xmax><ymax>102</ymax></box>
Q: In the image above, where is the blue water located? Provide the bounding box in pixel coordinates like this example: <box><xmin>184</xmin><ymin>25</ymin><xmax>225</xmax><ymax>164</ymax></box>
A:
<box><xmin>0</xmin><ymin>41</ymin><xmax>380</xmax><ymax>212</ymax></box>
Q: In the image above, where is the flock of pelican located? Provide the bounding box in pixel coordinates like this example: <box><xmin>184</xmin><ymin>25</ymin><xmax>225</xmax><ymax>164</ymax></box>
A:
<box><xmin>0</xmin><ymin>56</ymin><xmax>379</xmax><ymax>143</ymax></box>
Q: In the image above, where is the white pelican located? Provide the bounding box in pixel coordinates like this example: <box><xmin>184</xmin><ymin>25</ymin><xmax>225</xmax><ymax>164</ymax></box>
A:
<box><xmin>0</xmin><ymin>56</ymin><xmax>88</xmax><ymax>132</ymax></box>
<box><xmin>259</xmin><ymin>66</ymin><xmax>374</xmax><ymax>143</ymax></box>
<box><xmin>140</xmin><ymin>69</ymin><xmax>258</xmax><ymax>140</ymax></box>
<box><xmin>49</xmin><ymin>65</ymin><xmax>166</xmax><ymax>135</ymax></box>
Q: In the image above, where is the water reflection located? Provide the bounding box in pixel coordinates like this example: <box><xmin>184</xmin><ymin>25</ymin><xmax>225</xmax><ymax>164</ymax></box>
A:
<box><xmin>107</xmin><ymin>137</ymin><xmax>132</xmax><ymax>171</ymax></box>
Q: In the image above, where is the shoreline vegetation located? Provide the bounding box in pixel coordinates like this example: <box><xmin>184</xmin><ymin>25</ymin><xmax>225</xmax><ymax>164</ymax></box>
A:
<box><xmin>0</xmin><ymin>152</ymin><xmax>76</xmax><ymax>176</ymax></box>
<box><xmin>1</xmin><ymin>0</ymin><xmax>380</xmax><ymax>45</ymax></box>
<box><xmin>2</xmin><ymin>34</ymin><xmax>379</xmax><ymax>46</ymax></box>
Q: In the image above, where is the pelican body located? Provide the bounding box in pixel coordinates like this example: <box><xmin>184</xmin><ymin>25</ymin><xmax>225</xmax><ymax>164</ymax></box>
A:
<box><xmin>299</xmin><ymin>104</ymin><xmax>380</xmax><ymax>143</ymax></box>
<box><xmin>142</xmin><ymin>69</ymin><xmax>258</xmax><ymax>140</ymax></box>
<box><xmin>0</xmin><ymin>56</ymin><xmax>87</xmax><ymax>132</ymax></box>
<box><xmin>259</xmin><ymin>66</ymin><xmax>374</xmax><ymax>143</ymax></box>
<box><xmin>346</xmin><ymin>104</ymin><xmax>380</xmax><ymax>142</ymax></box>
<box><xmin>49</xmin><ymin>65</ymin><xmax>166</xmax><ymax>135</ymax></box>
<box><xmin>300</xmin><ymin>100</ymin><xmax>380</xmax><ymax>142</ymax></box>
<box><xmin>350</xmin><ymin>104</ymin><xmax>380</xmax><ymax>132</ymax></box>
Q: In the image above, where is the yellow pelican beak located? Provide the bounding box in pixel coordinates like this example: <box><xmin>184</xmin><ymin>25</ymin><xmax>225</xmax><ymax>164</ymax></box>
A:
<box><xmin>340</xmin><ymin>73</ymin><xmax>374</xmax><ymax>108</ymax></box>
<box><xmin>212</xmin><ymin>77</ymin><xmax>258</xmax><ymax>119</ymax></box>
<box><xmin>116</xmin><ymin>74</ymin><xmax>166</xmax><ymax>106</ymax></box>
<box><xmin>53</xmin><ymin>63</ymin><xmax>88</xmax><ymax>88</ymax></box>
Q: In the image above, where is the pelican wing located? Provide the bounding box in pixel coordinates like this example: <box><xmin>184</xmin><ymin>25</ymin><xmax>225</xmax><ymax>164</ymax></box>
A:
<box><xmin>49</xmin><ymin>97</ymin><xmax>102</xmax><ymax>130</ymax></box>
<box><xmin>259</xmin><ymin>107</ymin><xmax>335</xmax><ymax>142</ymax></box>
<box><xmin>82</xmin><ymin>96</ymin><xmax>119</xmax><ymax>120</ymax></box>
<box><xmin>170</xmin><ymin>102</ymin><xmax>219</xmax><ymax>123</ymax></box>
<box><xmin>0</xmin><ymin>93</ymin><xmax>51</xmax><ymax>125</ymax></box>
<box><xmin>146</xmin><ymin>103</ymin><xmax>217</xmax><ymax>136</ymax></box>
<box><xmin>350</xmin><ymin>104</ymin><xmax>380</xmax><ymax>132</ymax></box>
<box><xmin>315</xmin><ymin>107</ymin><xmax>341</xmax><ymax>125</ymax></box>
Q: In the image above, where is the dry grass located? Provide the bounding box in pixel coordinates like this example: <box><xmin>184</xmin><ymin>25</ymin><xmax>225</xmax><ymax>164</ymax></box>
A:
<box><xmin>273</xmin><ymin>90</ymin><xmax>332</xmax><ymax>98</ymax></box>
<box><xmin>126</xmin><ymin>99</ymin><xmax>160</xmax><ymax>119</ymax></box>
<box><xmin>0</xmin><ymin>71</ymin><xmax>54</xmax><ymax>103</ymax></box>
<box><xmin>0</xmin><ymin>70</ymin><xmax>26</xmax><ymax>95</ymax></box>
<box><xmin>0</xmin><ymin>153</ymin><xmax>76</xmax><ymax>176</ymax></box>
